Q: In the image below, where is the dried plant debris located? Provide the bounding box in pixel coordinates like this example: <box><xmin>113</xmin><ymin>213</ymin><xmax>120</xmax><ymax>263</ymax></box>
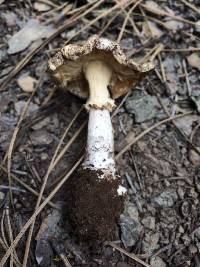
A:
<box><xmin>8</xmin><ymin>19</ymin><xmax>54</xmax><ymax>54</ymax></box>
<box><xmin>1</xmin><ymin>0</ymin><xmax>200</xmax><ymax>266</ymax></box>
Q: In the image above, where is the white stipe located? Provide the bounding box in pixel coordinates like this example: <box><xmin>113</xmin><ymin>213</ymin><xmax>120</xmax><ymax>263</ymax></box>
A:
<box><xmin>83</xmin><ymin>108</ymin><xmax>115</xmax><ymax>176</ymax></box>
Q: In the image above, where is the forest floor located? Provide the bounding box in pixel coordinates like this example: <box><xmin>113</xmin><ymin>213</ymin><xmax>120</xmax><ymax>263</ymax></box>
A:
<box><xmin>0</xmin><ymin>0</ymin><xmax>200</xmax><ymax>266</ymax></box>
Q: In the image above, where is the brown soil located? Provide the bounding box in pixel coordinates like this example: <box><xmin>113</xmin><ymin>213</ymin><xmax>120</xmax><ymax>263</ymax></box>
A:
<box><xmin>67</xmin><ymin>168</ymin><xmax>124</xmax><ymax>243</ymax></box>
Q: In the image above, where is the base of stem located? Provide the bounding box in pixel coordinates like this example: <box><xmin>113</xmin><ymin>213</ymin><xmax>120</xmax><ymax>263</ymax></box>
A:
<box><xmin>67</xmin><ymin>168</ymin><xmax>125</xmax><ymax>243</ymax></box>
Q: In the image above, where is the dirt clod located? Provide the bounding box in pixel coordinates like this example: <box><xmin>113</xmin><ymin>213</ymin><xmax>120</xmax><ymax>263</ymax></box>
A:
<box><xmin>67</xmin><ymin>168</ymin><xmax>124</xmax><ymax>243</ymax></box>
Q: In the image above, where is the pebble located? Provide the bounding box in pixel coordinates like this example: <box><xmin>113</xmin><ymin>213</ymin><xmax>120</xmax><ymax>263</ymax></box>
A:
<box><xmin>152</xmin><ymin>190</ymin><xmax>178</xmax><ymax>208</ymax></box>
<box><xmin>120</xmin><ymin>215</ymin><xmax>143</xmax><ymax>248</ymax></box>
<box><xmin>142</xmin><ymin>216</ymin><xmax>155</xmax><ymax>230</ymax></box>
<box><xmin>32</xmin><ymin>117</ymin><xmax>51</xmax><ymax>130</ymax></box>
<box><xmin>189</xmin><ymin>244</ymin><xmax>197</xmax><ymax>254</ymax></box>
<box><xmin>0</xmin><ymin>191</ymin><xmax>5</xmax><ymax>201</ymax></box>
<box><xmin>189</xmin><ymin>149</ymin><xmax>200</xmax><ymax>166</ymax></box>
<box><xmin>15</xmin><ymin>101</ymin><xmax>38</xmax><ymax>116</ymax></box>
<box><xmin>124</xmin><ymin>201</ymin><xmax>139</xmax><ymax>222</ymax></box>
<box><xmin>150</xmin><ymin>256</ymin><xmax>166</xmax><ymax>267</ymax></box>
<box><xmin>30</xmin><ymin>129</ymin><xmax>53</xmax><ymax>146</ymax></box>
<box><xmin>142</xmin><ymin>232</ymin><xmax>160</xmax><ymax>255</ymax></box>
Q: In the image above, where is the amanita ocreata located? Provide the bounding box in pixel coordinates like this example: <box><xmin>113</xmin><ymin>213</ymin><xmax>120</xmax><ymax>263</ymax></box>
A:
<box><xmin>48</xmin><ymin>35</ymin><xmax>154</xmax><ymax>241</ymax></box>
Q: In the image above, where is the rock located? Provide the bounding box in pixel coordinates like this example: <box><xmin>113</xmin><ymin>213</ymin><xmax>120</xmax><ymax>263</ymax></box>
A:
<box><xmin>175</xmin><ymin>115</ymin><xmax>200</xmax><ymax>136</ymax></box>
<box><xmin>14</xmin><ymin>101</ymin><xmax>38</xmax><ymax>116</ymax></box>
<box><xmin>8</xmin><ymin>18</ymin><xmax>54</xmax><ymax>54</ymax></box>
<box><xmin>17</xmin><ymin>74</ymin><xmax>37</xmax><ymax>92</ymax></box>
<box><xmin>0</xmin><ymin>191</ymin><xmax>5</xmax><ymax>201</ymax></box>
<box><xmin>33</xmin><ymin>2</ymin><xmax>51</xmax><ymax>12</ymax></box>
<box><xmin>120</xmin><ymin>215</ymin><xmax>143</xmax><ymax>248</ymax></box>
<box><xmin>150</xmin><ymin>256</ymin><xmax>166</xmax><ymax>267</ymax></box>
<box><xmin>142</xmin><ymin>216</ymin><xmax>155</xmax><ymax>230</ymax></box>
<box><xmin>152</xmin><ymin>190</ymin><xmax>178</xmax><ymax>208</ymax></box>
<box><xmin>125</xmin><ymin>90</ymin><xmax>163</xmax><ymax>123</ymax></box>
<box><xmin>142</xmin><ymin>232</ymin><xmax>159</xmax><ymax>255</ymax></box>
<box><xmin>163</xmin><ymin>56</ymin><xmax>182</xmax><ymax>94</ymax></box>
<box><xmin>164</xmin><ymin>20</ymin><xmax>184</xmax><ymax>30</ymax></box>
<box><xmin>189</xmin><ymin>148</ymin><xmax>200</xmax><ymax>166</ymax></box>
<box><xmin>31</xmin><ymin>117</ymin><xmax>51</xmax><ymax>130</ymax></box>
<box><xmin>187</xmin><ymin>53</ymin><xmax>200</xmax><ymax>70</ymax></box>
<box><xmin>124</xmin><ymin>201</ymin><xmax>139</xmax><ymax>222</ymax></box>
<box><xmin>30</xmin><ymin>129</ymin><xmax>53</xmax><ymax>146</ymax></box>
<box><xmin>195</xmin><ymin>20</ymin><xmax>200</xmax><ymax>33</ymax></box>
<box><xmin>189</xmin><ymin>244</ymin><xmax>197</xmax><ymax>254</ymax></box>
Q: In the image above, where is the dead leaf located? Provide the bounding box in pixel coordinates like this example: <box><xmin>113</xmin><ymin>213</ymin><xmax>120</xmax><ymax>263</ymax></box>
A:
<box><xmin>33</xmin><ymin>2</ymin><xmax>51</xmax><ymax>12</ymax></box>
<box><xmin>164</xmin><ymin>20</ymin><xmax>184</xmax><ymax>30</ymax></box>
<box><xmin>142</xmin><ymin>21</ymin><xmax>163</xmax><ymax>38</ymax></box>
<box><xmin>8</xmin><ymin>19</ymin><xmax>54</xmax><ymax>54</ymax></box>
<box><xmin>187</xmin><ymin>53</ymin><xmax>200</xmax><ymax>70</ymax></box>
<box><xmin>144</xmin><ymin>1</ymin><xmax>164</xmax><ymax>14</ymax></box>
<box><xmin>17</xmin><ymin>75</ymin><xmax>37</xmax><ymax>92</ymax></box>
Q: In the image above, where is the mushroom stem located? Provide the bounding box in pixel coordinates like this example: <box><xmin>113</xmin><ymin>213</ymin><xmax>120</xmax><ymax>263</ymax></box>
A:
<box><xmin>83</xmin><ymin>108</ymin><xmax>115</xmax><ymax>176</ymax></box>
<box><xmin>84</xmin><ymin>60</ymin><xmax>115</xmax><ymax>110</ymax></box>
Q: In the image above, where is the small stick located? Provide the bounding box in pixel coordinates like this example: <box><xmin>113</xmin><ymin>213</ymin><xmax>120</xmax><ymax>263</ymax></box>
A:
<box><xmin>182</xmin><ymin>59</ymin><xmax>192</xmax><ymax>96</ymax></box>
<box><xmin>116</xmin><ymin>111</ymin><xmax>193</xmax><ymax>159</ymax></box>
<box><xmin>141</xmin><ymin>3</ymin><xmax>197</xmax><ymax>26</ymax></box>
<box><xmin>1</xmin><ymin>167</ymin><xmax>59</xmax><ymax>209</ymax></box>
<box><xmin>158</xmin><ymin>53</ymin><xmax>166</xmax><ymax>83</ymax></box>
<box><xmin>117</xmin><ymin>0</ymin><xmax>143</xmax><ymax>42</ymax></box>
<box><xmin>145</xmin><ymin>47</ymin><xmax>200</xmax><ymax>52</ymax></box>
<box><xmin>180</xmin><ymin>0</ymin><xmax>200</xmax><ymax>16</ymax></box>
<box><xmin>106</xmin><ymin>241</ymin><xmax>152</xmax><ymax>267</ymax></box>
<box><xmin>0</xmin><ymin>0</ymin><xmax>105</xmax><ymax>92</ymax></box>
<box><xmin>0</xmin><ymin>156</ymin><xmax>83</xmax><ymax>266</ymax></box>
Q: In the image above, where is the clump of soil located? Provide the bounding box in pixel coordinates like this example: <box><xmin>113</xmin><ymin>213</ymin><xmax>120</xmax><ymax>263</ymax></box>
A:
<box><xmin>67</xmin><ymin>169</ymin><xmax>124</xmax><ymax>243</ymax></box>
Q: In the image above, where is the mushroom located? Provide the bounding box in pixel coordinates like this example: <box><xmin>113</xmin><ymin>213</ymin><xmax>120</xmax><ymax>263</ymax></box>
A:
<box><xmin>48</xmin><ymin>35</ymin><xmax>154</xmax><ymax>241</ymax></box>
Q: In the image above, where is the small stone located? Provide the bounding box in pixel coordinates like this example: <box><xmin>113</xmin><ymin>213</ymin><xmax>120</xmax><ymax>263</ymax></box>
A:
<box><xmin>189</xmin><ymin>148</ymin><xmax>200</xmax><ymax>166</ymax></box>
<box><xmin>0</xmin><ymin>191</ymin><xmax>5</xmax><ymax>201</ymax></box>
<box><xmin>164</xmin><ymin>20</ymin><xmax>184</xmax><ymax>30</ymax></box>
<box><xmin>15</xmin><ymin>101</ymin><xmax>38</xmax><ymax>116</ymax></box>
<box><xmin>189</xmin><ymin>244</ymin><xmax>197</xmax><ymax>254</ymax></box>
<box><xmin>32</xmin><ymin>117</ymin><xmax>51</xmax><ymax>130</ymax></box>
<box><xmin>142</xmin><ymin>232</ymin><xmax>159</xmax><ymax>255</ymax></box>
<box><xmin>142</xmin><ymin>216</ymin><xmax>155</xmax><ymax>230</ymax></box>
<box><xmin>187</xmin><ymin>53</ymin><xmax>200</xmax><ymax>70</ymax></box>
<box><xmin>150</xmin><ymin>256</ymin><xmax>166</xmax><ymax>267</ymax></box>
<box><xmin>120</xmin><ymin>215</ymin><xmax>143</xmax><ymax>248</ymax></box>
<box><xmin>125</xmin><ymin>90</ymin><xmax>162</xmax><ymax>123</ymax></box>
<box><xmin>194</xmin><ymin>227</ymin><xmax>200</xmax><ymax>239</ymax></box>
<box><xmin>179</xmin><ymin>225</ymin><xmax>184</xmax><ymax>234</ymax></box>
<box><xmin>17</xmin><ymin>74</ymin><xmax>37</xmax><ymax>92</ymax></box>
<box><xmin>152</xmin><ymin>190</ymin><xmax>178</xmax><ymax>208</ymax></box>
<box><xmin>195</xmin><ymin>20</ymin><xmax>200</xmax><ymax>33</ymax></box>
<box><xmin>30</xmin><ymin>129</ymin><xmax>53</xmax><ymax>146</ymax></box>
<box><xmin>40</xmin><ymin>153</ymin><xmax>48</xmax><ymax>161</ymax></box>
<box><xmin>124</xmin><ymin>201</ymin><xmax>139</xmax><ymax>222</ymax></box>
<box><xmin>33</xmin><ymin>2</ymin><xmax>51</xmax><ymax>12</ymax></box>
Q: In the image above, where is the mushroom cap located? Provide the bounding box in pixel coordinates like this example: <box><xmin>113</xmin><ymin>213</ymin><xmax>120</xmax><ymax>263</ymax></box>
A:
<box><xmin>48</xmin><ymin>35</ymin><xmax>154</xmax><ymax>100</ymax></box>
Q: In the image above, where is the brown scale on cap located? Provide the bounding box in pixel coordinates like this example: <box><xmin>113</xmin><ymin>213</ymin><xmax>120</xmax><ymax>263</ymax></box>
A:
<box><xmin>48</xmin><ymin>35</ymin><xmax>154</xmax><ymax>105</ymax></box>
